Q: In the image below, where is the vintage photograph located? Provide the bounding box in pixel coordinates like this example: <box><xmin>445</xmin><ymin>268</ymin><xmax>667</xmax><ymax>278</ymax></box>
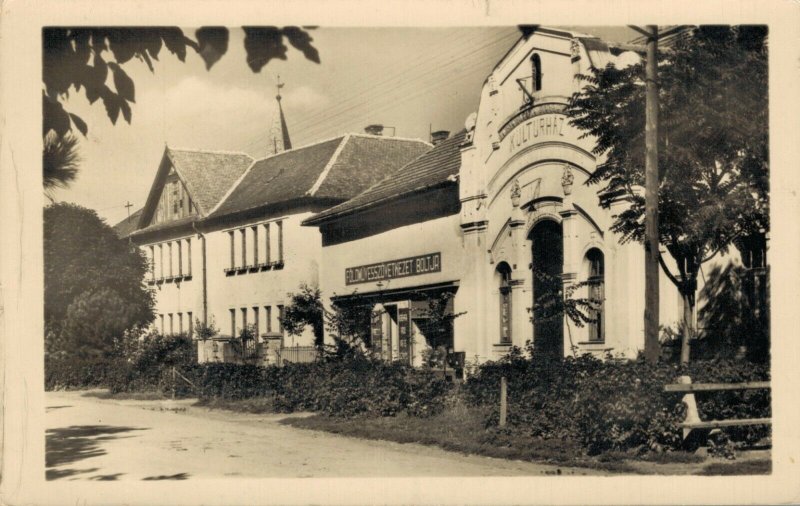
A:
<box><xmin>41</xmin><ymin>24</ymin><xmax>772</xmax><ymax>482</ymax></box>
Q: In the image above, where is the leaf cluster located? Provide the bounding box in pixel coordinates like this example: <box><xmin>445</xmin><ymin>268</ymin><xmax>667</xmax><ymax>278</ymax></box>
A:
<box><xmin>42</xmin><ymin>26</ymin><xmax>320</xmax><ymax>138</ymax></box>
<box><xmin>567</xmin><ymin>26</ymin><xmax>768</xmax><ymax>289</ymax></box>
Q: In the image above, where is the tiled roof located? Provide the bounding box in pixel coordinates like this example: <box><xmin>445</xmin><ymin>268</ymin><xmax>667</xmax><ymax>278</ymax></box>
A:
<box><xmin>304</xmin><ymin>130</ymin><xmax>466</xmax><ymax>225</ymax></box>
<box><xmin>130</xmin><ymin>215</ymin><xmax>198</xmax><ymax>237</ymax></box>
<box><xmin>166</xmin><ymin>148</ymin><xmax>254</xmax><ymax>214</ymax></box>
<box><xmin>210</xmin><ymin>135</ymin><xmax>430</xmax><ymax>218</ymax></box>
<box><xmin>112</xmin><ymin>208</ymin><xmax>143</xmax><ymax>238</ymax></box>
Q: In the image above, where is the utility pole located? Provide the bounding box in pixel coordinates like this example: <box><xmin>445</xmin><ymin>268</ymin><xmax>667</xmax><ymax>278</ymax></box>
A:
<box><xmin>643</xmin><ymin>25</ymin><xmax>660</xmax><ymax>362</ymax></box>
<box><xmin>124</xmin><ymin>201</ymin><xmax>133</xmax><ymax>222</ymax></box>
<box><xmin>629</xmin><ymin>24</ymin><xmax>661</xmax><ymax>362</ymax></box>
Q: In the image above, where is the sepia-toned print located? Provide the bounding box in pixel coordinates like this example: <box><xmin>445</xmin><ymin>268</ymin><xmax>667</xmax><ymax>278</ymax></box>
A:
<box><xmin>42</xmin><ymin>25</ymin><xmax>771</xmax><ymax>482</ymax></box>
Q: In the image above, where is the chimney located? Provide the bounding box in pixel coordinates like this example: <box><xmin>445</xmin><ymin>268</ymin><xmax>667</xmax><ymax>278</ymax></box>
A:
<box><xmin>364</xmin><ymin>124</ymin><xmax>384</xmax><ymax>136</ymax></box>
<box><xmin>431</xmin><ymin>130</ymin><xmax>450</xmax><ymax>146</ymax></box>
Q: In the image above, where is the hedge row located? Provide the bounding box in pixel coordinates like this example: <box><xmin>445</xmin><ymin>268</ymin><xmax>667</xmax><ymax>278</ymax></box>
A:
<box><xmin>190</xmin><ymin>358</ymin><xmax>452</xmax><ymax>418</ymax></box>
<box><xmin>46</xmin><ymin>332</ymin><xmax>197</xmax><ymax>394</ymax></box>
<box><xmin>464</xmin><ymin>352</ymin><xmax>770</xmax><ymax>454</ymax></box>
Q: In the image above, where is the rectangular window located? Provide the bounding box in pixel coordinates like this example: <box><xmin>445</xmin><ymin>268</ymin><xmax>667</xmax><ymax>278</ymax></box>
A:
<box><xmin>168</xmin><ymin>242</ymin><xmax>174</xmax><ymax>278</ymax></box>
<box><xmin>188</xmin><ymin>311</ymin><xmax>193</xmax><ymax>338</ymax></box>
<box><xmin>265</xmin><ymin>306</ymin><xmax>272</xmax><ymax>333</ymax></box>
<box><xmin>240</xmin><ymin>229</ymin><xmax>247</xmax><ymax>267</ymax></box>
<box><xmin>264</xmin><ymin>223</ymin><xmax>271</xmax><ymax>264</ymax></box>
<box><xmin>186</xmin><ymin>238</ymin><xmax>192</xmax><ymax>276</ymax></box>
<box><xmin>159</xmin><ymin>244</ymin><xmax>164</xmax><ymax>278</ymax></box>
<box><xmin>160</xmin><ymin>314</ymin><xmax>164</xmax><ymax>334</ymax></box>
<box><xmin>149</xmin><ymin>245</ymin><xmax>155</xmax><ymax>280</ymax></box>
<box><xmin>230</xmin><ymin>308</ymin><xmax>236</xmax><ymax>337</ymax></box>
<box><xmin>252</xmin><ymin>226</ymin><xmax>259</xmax><ymax>265</ymax></box>
<box><xmin>169</xmin><ymin>313</ymin><xmax>174</xmax><ymax>336</ymax></box>
<box><xmin>277</xmin><ymin>304</ymin><xmax>285</xmax><ymax>333</ymax></box>
<box><xmin>277</xmin><ymin>220</ymin><xmax>284</xmax><ymax>262</ymax></box>
<box><xmin>178</xmin><ymin>312</ymin><xmax>183</xmax><ymax>335</ymax></box>
<box><xmin>177</xmin><ymin>241</ymin><xmax>183</xmax><ymax>276</ymax></box>
<box><xmin>252</xmin><ymin>306</ymin><xmax>260</xmax><ymax>337</ymax></box>
<box><xmin>229</xmin><ymin>231</ymin><xmax>235</xmax><ymax>269</ymax></box>
<box><xmin>241</xmin><ymin>307</ymin><xmax>248</xmax><ymax>335</ymax></box>
<box><xmin>172</xmin><ymin>182</ymin><xmax>179</xmax><ymax>215</ymax></box>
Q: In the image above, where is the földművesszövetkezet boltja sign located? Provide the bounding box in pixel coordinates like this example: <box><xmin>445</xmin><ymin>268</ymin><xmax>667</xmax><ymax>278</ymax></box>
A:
<box><xmin>345</xmin><ymin>253</ymin><xmax>441</xmax><ymax>286</ymax></box>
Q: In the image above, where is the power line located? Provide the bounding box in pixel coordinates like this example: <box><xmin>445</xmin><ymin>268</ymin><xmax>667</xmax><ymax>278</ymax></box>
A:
<box><xmin>237</xmin><ymin>29</ymin><xmax>519</xmax><ymax>153</ymax></box>
<box><xmin>233</xmin><ymin>30</ymin><xmax>485</xmax><ymax>154</ymax></box>
<box><xmin>268</xmin><ymin>33</ymin><xmax>518</xmax><ymax>146</ymax></box>
<box><xmin>287</xmin><ymin>30</ymin><xmax>518</xmax><ymax>135</ymax></box>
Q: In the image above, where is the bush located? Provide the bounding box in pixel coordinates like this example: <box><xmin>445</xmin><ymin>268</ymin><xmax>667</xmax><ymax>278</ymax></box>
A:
<box><xmin>465</xmin><ymin>352</ymin><xmax>770</xmax><ymax>455</ymax></box>
<box><xmin>107</xmin><ymin>331</ymin><xmax>198</xmax><ymax>396</ymax></box>
<box><xmin>194</xmin><ymin>357</ymin><xmax>453</xmax><ymax>418</ymax></box>
<box><xmin>45</xmin><ymin>354</ymin><xmax>122</xmax><ymax>390</ymax></box>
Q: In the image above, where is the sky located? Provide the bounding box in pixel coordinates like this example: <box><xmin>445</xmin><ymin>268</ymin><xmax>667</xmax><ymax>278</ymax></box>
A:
<box><xmin>52</xmin><ymin>26</ymin><xmax>638</xmax><ymax>226</ymax></box>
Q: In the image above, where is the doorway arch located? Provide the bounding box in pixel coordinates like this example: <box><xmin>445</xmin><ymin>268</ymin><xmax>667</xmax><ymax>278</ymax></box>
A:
<box><xmin>530</xmin><ymin>219</ymin><xmax>564</xmax><ymax>359</ymax></box>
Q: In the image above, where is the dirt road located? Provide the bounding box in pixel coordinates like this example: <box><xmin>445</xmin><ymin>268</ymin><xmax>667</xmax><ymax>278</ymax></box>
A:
<box><xmin>46</xmin><ymin>390</ymin><xmax>603</xmax><ymax>480</ymax></box>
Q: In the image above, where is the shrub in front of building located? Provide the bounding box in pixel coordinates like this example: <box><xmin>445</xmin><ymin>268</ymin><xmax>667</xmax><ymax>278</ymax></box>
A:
<box><xmin>194</xmin><ymin>357</ymin><xmax>452</xmax><ymax>418</ymax></box>
<box><xmin>465</xmin><ymin>350</ymin><xmax>770</xmax><ymax>455</ymax></box>
<box><xmin>45</xmin><ymin>354</ymin><xmax>120</xmax><ymax>390</ymax></box>
<box><xmin>107</xmin><ymin>331</ymin><xmax>198</xmax><ymax>395</ymax></box>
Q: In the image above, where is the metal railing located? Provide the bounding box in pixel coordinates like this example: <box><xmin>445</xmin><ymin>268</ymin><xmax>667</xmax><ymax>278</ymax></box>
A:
<box><xmin>280</xmin><ymin>345</ymin><xmax>319</xmax><ymax>364</ymax></box>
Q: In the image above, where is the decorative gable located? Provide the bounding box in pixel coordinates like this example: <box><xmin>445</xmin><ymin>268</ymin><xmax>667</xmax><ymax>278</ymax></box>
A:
<box><xmin>149</xmin><ymin>166</ymin><xmax>198</xmax><ymax>226</ymax></box>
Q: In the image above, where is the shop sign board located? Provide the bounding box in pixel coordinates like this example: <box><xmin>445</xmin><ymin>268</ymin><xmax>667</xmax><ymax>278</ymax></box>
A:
<box><xmin>345</xmin><ymin>252</ymin><xmax>441</xmax><ymax>286</ymax></box>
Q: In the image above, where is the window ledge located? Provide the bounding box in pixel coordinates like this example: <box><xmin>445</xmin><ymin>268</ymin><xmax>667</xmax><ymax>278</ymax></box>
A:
<box><xmin>577</xmin><ymin>341</ymin><xmax>609</xmax><ymax>346</ymax></box>
<box><xmin>224</xmin><ymin>262</ymin><xmax>285</xmax><ymax>276</ymax></box>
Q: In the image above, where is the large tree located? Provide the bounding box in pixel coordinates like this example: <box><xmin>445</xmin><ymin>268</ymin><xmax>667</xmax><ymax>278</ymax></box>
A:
<box><xmin>567</xmin><ymin>26</ymin><xmax>768</xmax><ymax>363</ymax></box>
<box><xmin>42</xmin><ymin>27</ymin><xmax>320</xmax><ymax>189</ymax></box>
<box><xmin>44</xmin><ymin>203</ymin><xmax>154</xmax><ymax>357</ymax></box>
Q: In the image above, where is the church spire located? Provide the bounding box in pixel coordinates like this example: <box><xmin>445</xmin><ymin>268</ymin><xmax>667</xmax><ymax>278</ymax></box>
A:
<box><xmin>270</xmin><ymin>75</ymin><xmax>292</xmax><ymax>154</ymax></box>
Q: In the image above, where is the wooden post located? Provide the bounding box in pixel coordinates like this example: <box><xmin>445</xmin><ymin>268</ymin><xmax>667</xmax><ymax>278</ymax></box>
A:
<box><xmin>678</xmin><ymin>375</ymin><xmax>700</xmax><ymax>440</ymax></box>
<box><xmin>499</xmin><ymin>376</ymin><xmax>508</xmax><ymax>427</ymax></box>
<box><xmin>643</xmin><ymin>25</ymin><xmax>661</xmax><ymax>363</ymax></box>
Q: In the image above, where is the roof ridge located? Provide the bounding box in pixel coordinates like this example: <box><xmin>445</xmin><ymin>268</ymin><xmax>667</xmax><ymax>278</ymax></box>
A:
<box><xmin>307</xmin><ymin>135</ymin><xmax>351</xmax><ymax>197</ymax></box>
<box><xmin>166</xmin><ymin>146</ymin><xmax>254</xmax><ymax>158</ymax></box>
<box><xmin>304</xmin><ymin>130</ymin><xmax>466</xmax><ymax>225</ymax></box>
<box><xmin>205</xmin><ymin>157</ymin><xmax>260</xmax><ymax>217</ymax></box>
<box><xmin>165</xmin><ymin>150</ymin><xmax>209</xmax><ymax>216</ymax></box>
<box><xmin>348</xmin><ymin>133</ymin><xmax>431</xmax><ymax>145</ymax></box>
<box><xmin>251</xmin><ymin>134</ymin><xmax>347</xmax><ymax>163</ymax></box>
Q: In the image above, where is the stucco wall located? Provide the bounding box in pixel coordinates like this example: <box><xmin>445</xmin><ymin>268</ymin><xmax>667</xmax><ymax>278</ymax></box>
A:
<box><xmin>204</xmin><ymin>211</ymin><xmax>320</xmax><ymax>346</ymax></box>
<box><xmin>139</xmin><ymin>209</ymin><xmax>320</xmax><ymax>350</ymax></box>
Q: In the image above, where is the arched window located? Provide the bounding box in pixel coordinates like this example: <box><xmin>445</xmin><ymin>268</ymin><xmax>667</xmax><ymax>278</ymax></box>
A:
<box><xmin>497</xmin><ymin>263</ymin><xmax>513</xmax><ymax>344</ymax></box>
<box><xmin>586</xmin><ymin>249</ymin><xmax>605</xmax><ymax>342</ymax></box>
<box><xmin>531</xmin><ymin>54</ymin><xmax>542</xmax><ymax>92</ymax></box>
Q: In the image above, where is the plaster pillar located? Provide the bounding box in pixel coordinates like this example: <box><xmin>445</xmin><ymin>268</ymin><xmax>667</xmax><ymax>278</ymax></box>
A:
<box><xmin>509</xmin><ymin>179</ymin><xmax>531</xmax><ymax>349</ymax></box>
<box><xmin>559</xmin><ymin>165</ymin><xmax>579</xmax><ymax>356</ymax></box>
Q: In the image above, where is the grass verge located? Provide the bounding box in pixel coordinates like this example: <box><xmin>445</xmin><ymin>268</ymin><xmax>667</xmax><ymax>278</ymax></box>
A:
<box><xmin>194</xmin><ymin>396</ymin><xmax>277</xmax><ymax>413</ymax></box>
<box><xmin>277</xmin><ymin>402</ymin><xmax>767</xmax><ymax>475</ymax></box>
<box><xmin>277</xmin><ymin>402</ymin><xmax>650</xmax><ymax>473</ymax></box>
<box><xmin>81</xmin><ymin>389</ymin><xmax>167</xmax><ymax>401</ymax></box>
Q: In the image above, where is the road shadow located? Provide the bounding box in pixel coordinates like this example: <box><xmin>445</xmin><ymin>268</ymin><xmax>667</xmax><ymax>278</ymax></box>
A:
<box><xmin>142</xmin><ymin>473</ymin><xmax>190</xmax><ymax>480</ymax></box>
<box><xmin>46</xmin><ymin>405</ymin><xmax>72</xmax><ymax>411</ymax></box>
<box><xmin>89</xmin><ymin>473</ymin><xmax>126</xmax><ymax>481</ymax></box>
<box><xmin>46</xmin><ymin>424</ymin><xmax>149</xmax><ymax>479</ymax></box>
<box><xmin>45</xmin><ymin>467</ymin><xmax>99</xmax><ymax>480</ymax></box>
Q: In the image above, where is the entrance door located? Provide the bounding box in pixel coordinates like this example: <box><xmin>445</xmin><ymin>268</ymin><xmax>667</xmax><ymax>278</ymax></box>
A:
<box><xmin>530</xmin><ymin>220</ymin><xmax>564</xmax><ymax>359</ymax></box>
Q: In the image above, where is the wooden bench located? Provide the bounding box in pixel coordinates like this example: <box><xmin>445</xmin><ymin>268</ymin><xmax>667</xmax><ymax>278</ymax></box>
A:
<box><xmin>664</xmin><ymin>375</ymin><xmax>771</xmax><ymax>440</ymax></box>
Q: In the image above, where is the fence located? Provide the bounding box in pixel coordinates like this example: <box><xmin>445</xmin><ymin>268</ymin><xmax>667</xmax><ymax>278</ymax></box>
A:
<box><xmin>280</xmin><ymin>345</ymin><xmax>319</xmax><ymax>364</ymax></box>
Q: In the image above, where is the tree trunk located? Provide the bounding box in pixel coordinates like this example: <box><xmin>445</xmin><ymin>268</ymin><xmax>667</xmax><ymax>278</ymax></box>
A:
<box><xmin>680</xmin><ymin>290</ymin><xmax>695</xmax><ymax>364</ymax></box>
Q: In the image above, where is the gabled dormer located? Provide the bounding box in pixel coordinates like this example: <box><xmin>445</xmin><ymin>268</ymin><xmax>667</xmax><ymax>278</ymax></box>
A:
<box><xmin>150</xmin><ymin>165</ymin><xmax>198</xmax><ymax>226</ymax></box>
<box><xmin>133</xmin><ymin>146</ymin><xmax>253</xmax><ymax>238</ymax></box>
